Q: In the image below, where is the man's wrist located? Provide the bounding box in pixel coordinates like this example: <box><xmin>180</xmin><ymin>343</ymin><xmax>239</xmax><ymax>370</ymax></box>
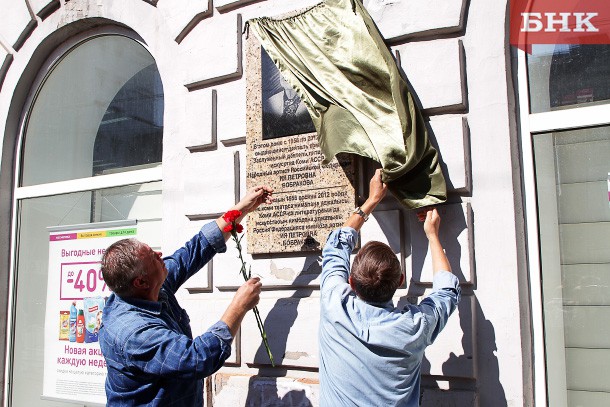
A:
<box><xmin>229</xmin><ymin>204</ymin><xmax>244</xmax><ymax>213</ymax></box>
<box><xmin>352</xmin><ymin>206</ymin><xmax>369</xmax><ymax>221</ymax></box>
<box><xmin>426</xmin><ymin>234</ymin><xmax>441</xmax><ymax>244</ymax></box>
<box><xmin>361</xmin><ymin>198</ymin><xmax>380</xmax><ymax>214</ymax></box>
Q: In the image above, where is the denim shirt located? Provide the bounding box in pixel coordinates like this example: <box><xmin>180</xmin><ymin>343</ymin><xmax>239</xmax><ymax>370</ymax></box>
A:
<box><xmin>99</xmin><ymin>222</ymin><xmax>232</xmax><ymax>406</ymax></box>
<box><xmin>319</xmin><ymin>227</ymin><xmax>461</xmax><ymax>407</ymax></box>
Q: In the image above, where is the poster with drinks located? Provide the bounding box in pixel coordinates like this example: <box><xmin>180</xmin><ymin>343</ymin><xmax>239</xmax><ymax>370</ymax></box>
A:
<box><xmin>42</xmin><ymin>221</ymin><xmax>137</xmax><ymax>405</ymax></box>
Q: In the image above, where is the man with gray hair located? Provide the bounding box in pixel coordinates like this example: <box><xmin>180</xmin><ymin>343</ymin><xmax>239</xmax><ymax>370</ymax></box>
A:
<box><xmin>99</xmin><ymin>185</ymin><xmax>273</xmax><ymax>406</ymax></box>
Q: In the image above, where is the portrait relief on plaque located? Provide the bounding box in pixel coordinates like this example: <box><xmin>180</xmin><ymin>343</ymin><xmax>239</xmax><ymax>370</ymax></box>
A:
<box><xmin>246</xmin><ymin>35</ymin><xmax>357</xmax><ymax>255</ymax></box>
<box><xmin>261</xmin><ymin>49</ymin><xmax>316</xmax><ymax>140</ymax></box>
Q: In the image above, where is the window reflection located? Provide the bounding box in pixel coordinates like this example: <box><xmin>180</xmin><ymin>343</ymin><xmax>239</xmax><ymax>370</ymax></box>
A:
<box><xmin>527</xmin><ymin>45</ymin><xmax>610</xmax><ymax>113</ymax></box>
<box><xmin>93</xmin><ymin>64</ymin><xmax>163</xmax><ymax>175</ymax></box>
<box><xmin>11</xmin><ymin>183</ymin><xmax>161</xmax><ymax>407</ymax></box>
<box><xmin>21</xmin><ymin>36</ymin><xmax>163</xmax><ymax>186</ymax></box>
<box><xmin>533</xmin><ymin>126</ymin><xmax>610</xmax><ymax>406</ymax></box>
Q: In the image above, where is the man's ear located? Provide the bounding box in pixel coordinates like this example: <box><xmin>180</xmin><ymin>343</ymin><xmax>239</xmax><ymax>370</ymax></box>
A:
<box><xmin>132</xmin><ymin>275</ymin><xmax>149</xmax><ymax>290</ymax></box>
<box><xmin>348</xmin><ymin>275</ymin><xmax>356</xmax><ymax>291</ymax></box>
<box><xmin>399</xmin><ymin>273</ymin><xmax>405</xmax><ymax>287</ymax></box>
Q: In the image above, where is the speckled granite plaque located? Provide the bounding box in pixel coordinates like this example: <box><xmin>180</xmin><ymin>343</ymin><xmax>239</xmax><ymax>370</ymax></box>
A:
<box><xmin>246</xmin><ymin>35</ymin><xmax>356</xmax><ymax>254</ymax></box>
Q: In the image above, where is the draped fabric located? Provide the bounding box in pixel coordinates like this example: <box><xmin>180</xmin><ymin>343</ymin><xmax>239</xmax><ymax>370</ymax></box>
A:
<box><xmin>247</xmin><ymin>0</ymin><xmax>447</xmax><ymax>209</ymax></box>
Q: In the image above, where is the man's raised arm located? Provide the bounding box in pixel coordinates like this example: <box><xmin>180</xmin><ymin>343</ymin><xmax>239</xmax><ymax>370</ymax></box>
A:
<box><xmin>419</xmin><ymin>208</ymin><xmax>452</xmax><ymax>275</ymax></box>
<box><xmin>343</xmin><ymin>168</ymin><xmax>387</xmax><ymax>232</ymax></box>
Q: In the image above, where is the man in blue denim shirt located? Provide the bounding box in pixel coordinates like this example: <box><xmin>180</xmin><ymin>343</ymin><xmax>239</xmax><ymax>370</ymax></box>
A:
<box><xmin>99</xmin><ymin>186</ymin><xmax>273</xmax><ymax>406</ymax></box>
<box><xmin>320</xmin><ymin>170</ymin><xmax>461</xmax><ymax>406</ymax></box>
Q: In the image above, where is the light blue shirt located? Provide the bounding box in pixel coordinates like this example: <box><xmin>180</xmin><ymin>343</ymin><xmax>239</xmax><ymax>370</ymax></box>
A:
<box><xmin>319</xmin><ymin>227</ymin><xmax>461</xmax><ymax>407</ymax></box>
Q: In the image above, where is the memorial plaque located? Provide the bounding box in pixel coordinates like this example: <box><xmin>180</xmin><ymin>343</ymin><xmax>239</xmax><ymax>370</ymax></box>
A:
<box><xmin>246</xmin><ymin>36</ymin><xmax>356</xmax><ymax>254</ymax></box>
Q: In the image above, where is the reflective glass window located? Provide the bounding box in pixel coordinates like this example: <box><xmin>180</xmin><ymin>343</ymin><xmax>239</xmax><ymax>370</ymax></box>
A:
<box><xmin>21</xmin><ymin>35</ymin><xmax>163</xmax><ymax>186</ymax></box>
<box><xmin>11</xmin><ymin>183</ymin><xmax>162</xmax><ymax>407</ymax></box>
<box><xmin>528</xmin><ymin>45</ymin><xmax>610</xmax><ymax>113</ymax></box>
<box><xmin>11</xmin><ymin>33</ymin><xmax>163</xmax><ymax>406</ymax></box>
<box><xmin>534</xmin><ymin>126</ymin><xmax>610</xmax><ymax>406</ymax></box>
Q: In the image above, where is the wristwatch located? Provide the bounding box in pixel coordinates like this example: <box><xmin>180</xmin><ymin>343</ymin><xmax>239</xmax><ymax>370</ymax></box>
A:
<box><xmin>353</xmin><ymin>206</ymin><xmax>369</xmax><ymax>221</ymax></box>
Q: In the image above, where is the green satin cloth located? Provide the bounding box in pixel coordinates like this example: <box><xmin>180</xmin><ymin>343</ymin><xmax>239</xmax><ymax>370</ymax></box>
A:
<box><xmin>247</xmin><ymin>0</ymin><xmax>446</xmax><ymax>209</ymax></box>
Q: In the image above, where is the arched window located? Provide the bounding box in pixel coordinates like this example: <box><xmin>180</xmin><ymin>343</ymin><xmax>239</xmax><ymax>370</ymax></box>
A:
<box><xmin>20</xmin><ymin>35</ymin><xmax>163</xmax><ymax>185</ymax></box>
<box><xmin>9</xmin><ymin>33</ymin><xmax>163</xmax><ymax>406</ymax></box>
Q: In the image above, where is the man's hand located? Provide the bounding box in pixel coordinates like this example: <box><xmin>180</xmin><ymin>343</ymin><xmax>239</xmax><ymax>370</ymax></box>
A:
<box><xmin>232</xmin><ymin>277</ymin><xmax>262</xmax><ymax>312</ymax></box>
<box><xmin>417</xmin><ymin>207</ymin><xmax>451</xmax><ymax>274</ymax></box>
<box><xmin>343</xmin><ymin>169</ymin><xmax>387</xmax><ymax>231</ymax></box>
<box><xmin>221</xmin><ymin>277</ymin><xmax>262</xmax><ymax>337</ymax></box>
<box><xmin>234</xmin><ymin>185</ymin><xmax>274</xmax><ymax>216</ymax></box>
<box><xmin>366</xmin><ymin>168</ymin><xmax>387</xmax><ymax>206</ymax></box>
<box><xmin>218</xmin><ymin>185</ymin><xmax>274</xmax><ymax>240</ymax></box>
<box><xmin>418</xmin><ymin>208</ymin><xmax>441</xmax><ymax>240</ymax></box>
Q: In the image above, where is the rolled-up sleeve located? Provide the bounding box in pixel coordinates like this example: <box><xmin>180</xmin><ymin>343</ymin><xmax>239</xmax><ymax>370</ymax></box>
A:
<box><xmin>208</xmin><ymin>320</ymin><xmax>233</xmax><ymax>344</ymax></box>
<box><xmin>200</xmin><ymin>221</ymin><xmax>227</xmax><ymax>254</ymax></box>
<box><xmin>321</xmin><ymin>227</ymin><xmax>358</xmax><ymax>293</ymax></box>
<box><xmin>419</xmin><ymin>271</ymin><xmax>461</xmax><ymax>345</ymax></box>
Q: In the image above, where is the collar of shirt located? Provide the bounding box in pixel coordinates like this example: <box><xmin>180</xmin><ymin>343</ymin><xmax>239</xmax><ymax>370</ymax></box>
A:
<box><xmin>356</xmin><ymin>296</ymin><xmax>395</xmax><ymax>310</ymax></box>
<box><xmin>115</xmin><ymin>290</ymin><xmax>169</xmax><ymax>316</ymax></box>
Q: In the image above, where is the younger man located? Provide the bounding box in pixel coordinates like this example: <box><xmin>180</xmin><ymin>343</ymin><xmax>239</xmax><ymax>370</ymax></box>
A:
<box><xmin>320</xmin><ymin>169</ymin><xmax>461</xmax><ymax>406</ymax></box>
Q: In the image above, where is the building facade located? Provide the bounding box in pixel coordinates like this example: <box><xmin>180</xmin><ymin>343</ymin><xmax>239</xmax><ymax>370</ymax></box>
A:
<box><xmin>0</xmin><ymin>0</ymin><xmax>607</xmax><ymax>406</ymax></box>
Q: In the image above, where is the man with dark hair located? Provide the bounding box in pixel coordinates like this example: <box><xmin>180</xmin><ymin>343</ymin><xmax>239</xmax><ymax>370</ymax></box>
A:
<box><xmin>99</xmin><ymin>186</ymin><xmax>273</xmax><ymax>406</ymax></box>
<box><xmin>350</xmin><ymin>240</ymin><xmax>402</xmax><ymax>303</ymax></box>
<box><xmin>320</xmin><ymin>169</ymin><xmax>461</xmax><ymax>406</ymax></box>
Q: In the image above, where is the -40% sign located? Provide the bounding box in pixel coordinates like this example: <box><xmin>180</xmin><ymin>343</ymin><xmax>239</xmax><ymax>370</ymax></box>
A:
<box><xmin>60</xmin><ymin>262</ymin><xmax>108</xmax><ymax>300</ymax></box>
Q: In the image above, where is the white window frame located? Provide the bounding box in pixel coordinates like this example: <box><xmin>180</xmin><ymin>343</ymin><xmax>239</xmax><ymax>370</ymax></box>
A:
<box><xmin>3</xmin><ymin>27</ymin><xmax>162</xmax><ymax>406</ymax></box>
<box><xmin>517</xmin><ymin>49</ymin><xmax>610</xmax><ymax>407</ymax></box>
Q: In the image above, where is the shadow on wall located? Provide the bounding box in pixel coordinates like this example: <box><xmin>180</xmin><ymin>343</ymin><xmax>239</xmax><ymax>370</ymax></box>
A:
<box><xmin>241</xmin><ymin>181</ymin><xmax>507</xmax><ymax>406</ymax></box>
<box><xmin>470</xmin><ymin>298</ymin><xmax>507</xmax><ymax>407</ymax></box>
<box><xmin>244</xmin><ymin>254</ymin><xmax>319</xmax><ymax>406</ymax></box>
<box><xmin>416</xmin><ymin>297</ymin><xmax>506</xmax><ymax>407</ymax></box>
<box><xmin>397</xmin><ymin>207</ymin><xmax>506</xmax><ymax>406</ymax></box>
<box><xmin>406</xmin><ymin>203</ymin><xmax>467</xmax><ymax>287</ymax></box>
<box><xmin>244</xmin><ymin>376</ymin><xmax>313</xmax><ymax>407</ymax></box>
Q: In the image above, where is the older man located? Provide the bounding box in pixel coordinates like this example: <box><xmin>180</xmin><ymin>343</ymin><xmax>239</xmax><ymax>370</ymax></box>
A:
<box><xmin>99</xmin><ymin>186</ymin><xmax>273</xmax><ymax>406</ymax></box>
<box><xmin>320</xmin><ymin>169</ymin><xmax>461</xmax><ymax>406</ymax></box>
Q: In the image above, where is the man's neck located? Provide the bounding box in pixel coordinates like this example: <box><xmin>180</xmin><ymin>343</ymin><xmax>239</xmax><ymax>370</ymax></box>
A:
<box><xmin>128</xmin><ymin>288</ymin><xmax>159</xmax><ymax>302</ymax></box>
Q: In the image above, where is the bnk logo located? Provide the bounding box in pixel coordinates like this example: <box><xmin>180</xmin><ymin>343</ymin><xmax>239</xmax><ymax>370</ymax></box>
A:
<box><xmin>521</xmin><ymin>12</ymin><xmax>598</xmax><ymax>32</ymax></box>
<box><xmin>510</xmin><ymin>0</ymin><xmax>610</xmax><ymax>52</ymax></box>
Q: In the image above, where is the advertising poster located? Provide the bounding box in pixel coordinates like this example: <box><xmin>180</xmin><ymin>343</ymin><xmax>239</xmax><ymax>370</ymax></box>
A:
<box><xmin>42</xmin><ymin>221</ymin><xmax>137</xmax><ymax>405</ymax></box>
